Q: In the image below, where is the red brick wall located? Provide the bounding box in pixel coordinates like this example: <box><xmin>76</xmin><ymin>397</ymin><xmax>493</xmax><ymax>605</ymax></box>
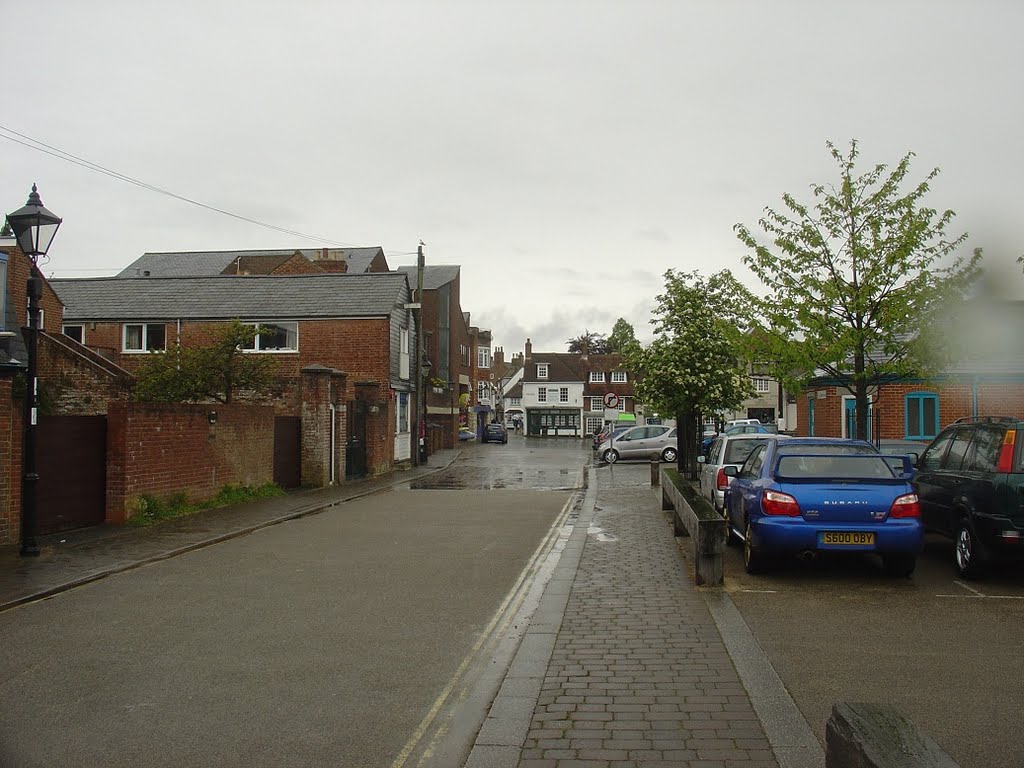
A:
<box><xmin>797</xmin><ymin>380</ymin><xmax>1024</xmax><ymax>438</ymax></box>
<box><xmin>38</xmin><ymin>333</ymin><xmax>133</xmax><ymax>415</ymax></box>
<box><xmin>106</xmin><ymin>402</ymin><xmax>274</xmax><ymax>523</ymax></box>
<box><xmin>2</xmin><ymin>246</ymin><xmax>63</xmax><ymax>335</ymax></box>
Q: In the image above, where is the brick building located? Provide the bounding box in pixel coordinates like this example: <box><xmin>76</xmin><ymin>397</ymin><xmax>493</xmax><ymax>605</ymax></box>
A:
<box><xmin>797</xmin><ymin>300</ymin><xmax>1024</xmax><ymax>440</ymax></box>
<box><xmin>397</xmin><ymin>265</ymin><xmax>489</xmax><ymax>449</ymax></box>
<box><xmin>51</xmin><ymin>272</ymin><xmax>417</xmax><ymax>475</ymax></box>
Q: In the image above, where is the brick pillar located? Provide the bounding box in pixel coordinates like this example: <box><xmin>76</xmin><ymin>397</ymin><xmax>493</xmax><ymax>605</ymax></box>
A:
<box><xmin>301</xmin><ymin>365</ymin><xmax>348</xmax><ymax>487</ymax></box>
<box><xmin>106</xmin><ymin>400</ymin><xmax>129</xmax><ymax>523</ymax></box>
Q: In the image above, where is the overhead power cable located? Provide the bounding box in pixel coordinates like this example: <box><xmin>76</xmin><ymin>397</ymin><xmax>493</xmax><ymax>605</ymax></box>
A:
<box><xmin>0</xmin><ymin>124</ymin><xmax>417</xmax><ymax>256</ymax></box>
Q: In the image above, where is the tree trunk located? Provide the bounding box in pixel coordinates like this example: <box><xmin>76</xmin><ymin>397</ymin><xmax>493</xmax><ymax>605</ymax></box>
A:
<box><xmin>677</xmin><ymin>409</ymin><xmax>700</xmax><ymax>480</ymax></box>
<box><xmin>853</xmin><ymin>349</ymin><xmax>868</xmax><ymax>442</ymax></box>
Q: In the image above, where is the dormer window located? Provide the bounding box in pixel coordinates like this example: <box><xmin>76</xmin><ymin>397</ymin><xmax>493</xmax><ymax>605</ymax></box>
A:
<box><xmin>589</xmin><ymin>371</ymin><xmax>604</xmax><ymax>383</ymax></box>
<box><xmin>537</xmin><ymin>363</ymin><xmax>549</xmax><ymax>379</ymax></box>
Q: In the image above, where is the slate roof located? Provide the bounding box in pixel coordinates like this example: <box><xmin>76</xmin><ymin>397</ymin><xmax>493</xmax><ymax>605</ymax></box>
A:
<box><xmin>396</xmin><ymin>264</ymin><xmax>460</xmax><ymax>291</ymax></box>
<box><xmin>522</xmin><ymin>352</ymin><xmax>586</xmax><ymax>383</ymax></box>
<box><xmin>117</xmin><ymin>247</ymin><xmax>387</xmax><ymax>278</ymax></box>
<box><xmin>52</xmin><ymin>273</ymin><xmax>410</xmax><ymax>322</ymax></box>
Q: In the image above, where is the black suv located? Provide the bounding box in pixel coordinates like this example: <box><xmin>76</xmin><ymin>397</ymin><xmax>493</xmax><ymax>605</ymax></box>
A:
<box><xmin>913</xmin><ymin>416</ymin><xmax>1024</xmax><ymax>578</ymax></box>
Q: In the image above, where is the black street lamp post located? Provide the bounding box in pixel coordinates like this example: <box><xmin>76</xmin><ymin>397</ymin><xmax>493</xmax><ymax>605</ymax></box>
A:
<box><xmin>6</xmin><ymin>184</ymin><xmax>62</xmax><ymax>557</ymax></box>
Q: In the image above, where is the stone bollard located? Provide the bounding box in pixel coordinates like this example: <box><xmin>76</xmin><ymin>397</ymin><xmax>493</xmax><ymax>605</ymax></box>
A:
<box><xmin>825</xmin><ymin>703</ymin><xmax>960</xmax><ymax>768</ymax></box>
<box><xmin>651</xmin><ymin>460</ymin><xmax>660</xmax><ymax>486</ymax></box>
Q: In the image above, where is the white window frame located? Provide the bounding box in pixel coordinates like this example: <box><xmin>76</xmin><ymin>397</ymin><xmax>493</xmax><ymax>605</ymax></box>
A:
<box><xmin>589</xmin><ymin>371</ymin><xmax>605</xmax><ymax>383</ymax></box>
<box><xmin>537</xmin><ymin>363</ymin><xmax>549</xmax><ymax>379</ymax></box>
<box><xmin>477</xmin><ymin>346</ymin><xmax>491</xmax><ymax>369</ymax></box>
<box><xmin>586</xmin><ymin>416</ymin><xmax>603</xmax><ymax>435</ymax></box>
<box><xmin>510</xmin><ymin>397</ymin><xmax>521</xmax><ymax>406</ymax></box>
<box><xmin>752</xmin><ymin>377</ymin><xmax>770</xmax><ymax>393</ymax></box>
<box><xmin>591</xmin><ymin>397</ymin><xmax>604</xmax><ymax>411</ymax></box>
<box><xmin>559</xmin><ymin>387</ymin><xmax>569</xmax><ymax>403</ymax></box>
<box><xmin>537</xmin><ymin>387</ymin><xmax>547</xmax><ymax>403</ymax></box>
<box><xmin>399</xmin><ymin>328</ymin><xmax>410</xmax><ymax>380</ymax></box>
<box><xmin>397</xmin><ymin>392</ymin><xmax>410</xmax><ymax>433</ymax></box>
<box><xmin>63</xmin><ymin>324</ymin><xmax>85</xmax><ymax>344</ymax></box>
<box><xmin>240</xmin><ymin>321</ymin><xmax>299</xmax><ymax>353</ymax></box>
<box><xmin>611</xmin><ymin>371</ymin><xmax>627</xmax><ymax>383</ymax></box>
<box><xmin>123</xmin><ymin>323</ymin><xmax>167</xmax><ymax>353</ymax></box>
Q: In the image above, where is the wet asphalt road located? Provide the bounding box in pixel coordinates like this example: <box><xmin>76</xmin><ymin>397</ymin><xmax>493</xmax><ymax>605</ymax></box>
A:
<box><xmin>0</xmin><ymin>436</ymin><xmax>587</xmax><ymax>768</ymax></box>
<box><xmin>721</xmin><ymin>528</ymin><xmax>1024</xmax><ymax>767</ymax></box>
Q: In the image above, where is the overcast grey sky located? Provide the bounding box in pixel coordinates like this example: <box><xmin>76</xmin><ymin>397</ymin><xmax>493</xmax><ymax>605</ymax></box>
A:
<box><xmin>4</xmin><ymin>1</ymin><xmax>1023</xmax><ymax>355</ymax></box>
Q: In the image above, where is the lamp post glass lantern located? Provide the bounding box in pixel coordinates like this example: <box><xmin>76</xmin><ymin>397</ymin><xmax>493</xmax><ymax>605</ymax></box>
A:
<box><xmin>6</xmin><ymin>184</ymin><xmax>62</xmax><ymax>557</ymax></box>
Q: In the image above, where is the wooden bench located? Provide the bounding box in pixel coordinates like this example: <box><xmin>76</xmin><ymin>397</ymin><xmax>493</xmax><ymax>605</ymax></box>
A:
<box><xmin>660</xmin><ymin>467</ymin><xmax>725</xmax><ymax>586</ymax></box>
<box><xmin>826</xmin><ymin>703</ymin><xmax>960</xmax><ymax>768</ymax></box>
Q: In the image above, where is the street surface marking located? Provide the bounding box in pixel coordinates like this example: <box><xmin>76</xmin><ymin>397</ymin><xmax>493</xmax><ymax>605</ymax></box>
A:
<box><xmin>740</xmin><ymin>589</ymin><xmax>778</xmax><ymax>594</ymax></box>
<box><xmin>953</xmin><ymin>580</ymin><xmax>985</xmax><ymax>597</ymax></box>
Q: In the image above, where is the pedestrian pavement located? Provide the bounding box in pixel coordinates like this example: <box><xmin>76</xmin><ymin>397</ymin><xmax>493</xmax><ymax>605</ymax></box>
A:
<box><xmin>0</xmin><ymin>449</ymin><xmax>823</xmax><ymax>768</ymax></box>
<box><xmin>461</xmin><ymin>462</ymin><xmax>823</xmax><ymax>768</ymax></box>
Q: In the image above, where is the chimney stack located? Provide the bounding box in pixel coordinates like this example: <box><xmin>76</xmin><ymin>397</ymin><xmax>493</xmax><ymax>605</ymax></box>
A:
<box><xmin>525</xmin><ymin>338</ymin><xmax>532</xmax><ymax>362</ymax></box>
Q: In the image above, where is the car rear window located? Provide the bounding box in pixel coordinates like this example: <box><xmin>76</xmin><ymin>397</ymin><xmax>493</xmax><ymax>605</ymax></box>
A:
<box><xmin>776</xmin><ymin>454</ymin><xmax>896</xmax><ymax>479</ymax></box>
<box><xmin>724</xmin><ymin>438</ymin><xmax>763</xmax><ymax>465</ymax></box>
<box><xmin>781</xmin><ymin>443</ymin><xmax>877</xmax><ymax>455</ymax></box>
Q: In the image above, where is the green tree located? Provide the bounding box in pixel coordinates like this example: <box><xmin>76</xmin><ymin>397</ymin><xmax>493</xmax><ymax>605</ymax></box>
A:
<box><xmin>606</xmin><ymin>318</ymin><xmax>641</xmax><ymax>357</ymax></box>
<box><xmin>735</xmin><ymin>140</ymin><xmax>981</xmax><ymax>440</ymax></box>
<box><xmin>133</xmin><ymin>320</ymin><xmax>278</xmax><ymax>404</ymax></box>
<box><xmin>630</xmin><ymin>269</ymin><xmax>755</xmax><ymax>477</ymax></box>
<box><xmin>566</xmin><ymin>330</ymin><xmax>608</xmax><ymax>354</ymax></box>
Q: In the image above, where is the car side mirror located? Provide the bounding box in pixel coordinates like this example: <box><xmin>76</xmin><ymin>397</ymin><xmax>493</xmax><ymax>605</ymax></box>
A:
<box><xmin>696</xmin><ymin>455</ymin><xmax>706</xmax><ymax>464</ymax></box>
<box><xmin>722</xmin><ymin>465</ymin><xmax>738</xmax><ymax>477</ymax></box>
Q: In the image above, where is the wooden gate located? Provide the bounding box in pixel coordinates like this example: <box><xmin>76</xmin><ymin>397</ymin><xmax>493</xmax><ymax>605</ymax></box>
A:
<box><xmin>36</xmin><ymin>415</ymin><xmax>106</xmax><ymax>534</ymax></box>
<box><xmin>273</xmin><ymin>416</ymin><xmax>301</xmax><ymax>489</ymax></box>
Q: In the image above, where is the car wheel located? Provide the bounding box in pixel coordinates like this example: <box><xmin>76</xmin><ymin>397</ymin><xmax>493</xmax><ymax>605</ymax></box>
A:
<box><xmin>955</xmin><ymin>520</ymin><xmax>986</xmax><ymax>579</ymax></box>
<box><xmin>743</xmin><ymin>518</ymin><xmax>766</xmax><ymax>574</ymax></box>
<box><xmin>882</xmin><ymin>553</ymin><xmax>916</xmax><ymax>578</ymax></box>
<box><xmin>661</xmin><ymin>446</ymin><xmax>678</xmax><ymax>463</ymax></box>
<box><xmin>603</xmin><ymin>449</ymin><xmax>619</xmax><ymax>464</ymax></box>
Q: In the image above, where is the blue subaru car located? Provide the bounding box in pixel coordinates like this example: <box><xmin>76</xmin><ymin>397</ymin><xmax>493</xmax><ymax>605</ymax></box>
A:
<box><xmin>723</xmin><ymin>438</ymin><xmax>923</xmax><ymax>577</ymax></box>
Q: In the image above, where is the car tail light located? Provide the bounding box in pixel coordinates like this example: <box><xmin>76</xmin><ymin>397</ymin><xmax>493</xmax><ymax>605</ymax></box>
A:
<box><xmin>716</xmin><ymin>468</ymin><xmax>729</xmax><ymax>491</ymax></box>
<box><xmin>762</xmin><ymin>489</ymin><xmax>800</xmax><ymax>516</ymax></box>
<box><xmin>889</xmin><ymin>493</ymin><xmax>920</xmax><ymax>518</ymax></box>
<box><xmin>996</xmin><ymin>429</ymin><xmax>1017</xmax><ymax>473</ymax></box>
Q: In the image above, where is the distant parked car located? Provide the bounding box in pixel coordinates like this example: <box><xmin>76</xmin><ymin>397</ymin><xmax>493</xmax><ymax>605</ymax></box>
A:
<box><xmin>482</xmin><ymin>422</ymin><xmax>508</xmax><ymax>444</ymax></box>
<box><xmin>723</xmin><ymin>437</ymin><xmax>922</xmax><ymax>576</ymax></box>
<box><xmin>703</xmin><ymin>422</ymin><xmax>771</xmax><ymax>453</ymax></box>
<box><xmin>458</xmin><ymin>428</ymin><xmax>475</xmax><ymax>441</ymax></box>
<box><xmin>698</xmin><ymin>433</ymin><xmax>785</xmax><ymax>512</ymax></box>
<box><xmin>592</xmin><ymin>423</ymin><xmax>633</xmax><ymax>451</ymax></box>
<box><xmin>912</xmin><ymin>416</ymin><xmax>1024</xmax><ymax>579</ymax></box>
<box><xmin>597</xmin><ymin>425</ymin><xmax>678</xmax><ymax>464</ymax></box>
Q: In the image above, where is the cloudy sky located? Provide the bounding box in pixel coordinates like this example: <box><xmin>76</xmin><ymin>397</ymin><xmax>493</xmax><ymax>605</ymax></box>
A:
<box><xmin>4</xmin><ymin>1</ymin><xmax>1023</xmax><ymax>355</ymax></box>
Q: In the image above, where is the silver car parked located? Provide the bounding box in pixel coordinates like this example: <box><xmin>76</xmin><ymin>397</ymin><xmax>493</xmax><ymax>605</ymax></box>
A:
<box><xmin>697</xmin><ymin>433</ymin><xmax>787</xmax><ymax>512</ymax></box>
<box><xmin>598</xmin><ymin>425</ymin><xmax>678</xmax><ymax>464</ymax></box>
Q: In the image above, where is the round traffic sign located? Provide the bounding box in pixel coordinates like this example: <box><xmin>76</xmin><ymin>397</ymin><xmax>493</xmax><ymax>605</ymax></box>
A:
<box><xmin>603</xmin><ymin>391</ymin><xmax>619</xmax><ymax>408</ymax></box>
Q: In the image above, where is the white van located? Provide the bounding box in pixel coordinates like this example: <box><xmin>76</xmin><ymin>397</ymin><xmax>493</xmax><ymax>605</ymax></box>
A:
<box><xmin>725</xmin><ymin>418</ymin><xmax>762</xmax><ymax>428</ymax></box>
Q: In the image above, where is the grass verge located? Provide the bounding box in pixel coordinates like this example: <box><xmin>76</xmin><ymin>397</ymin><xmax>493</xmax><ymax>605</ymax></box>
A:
<box><xmin>127</xmin><ymin>483</ymin><xmax>286</xmax><ymax>527</ymax></box>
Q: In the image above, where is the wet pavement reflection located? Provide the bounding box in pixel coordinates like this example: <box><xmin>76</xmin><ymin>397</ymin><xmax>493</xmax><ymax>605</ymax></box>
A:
<box><xmin>404</xmin><ymin>436</ymin><xmax>589</xmax><ymax>490</ymax></box>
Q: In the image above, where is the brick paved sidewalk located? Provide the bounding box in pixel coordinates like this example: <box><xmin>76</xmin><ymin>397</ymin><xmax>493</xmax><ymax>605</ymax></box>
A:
<box><xmin>466</xmin><ymin>464</ymin><xmax>782</xmax><ymax>768</ymax></box>
<box><xmin>523</xmin><ymin>481</ymin><xmax>777</xmax><ymax>767</ymax></box>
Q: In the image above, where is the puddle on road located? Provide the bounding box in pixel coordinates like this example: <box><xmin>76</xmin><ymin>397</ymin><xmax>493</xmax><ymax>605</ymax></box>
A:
<box><xmin>407</xmin><ymin>467</ymin><xmax>578</xmax><ymax>491</ymax></box>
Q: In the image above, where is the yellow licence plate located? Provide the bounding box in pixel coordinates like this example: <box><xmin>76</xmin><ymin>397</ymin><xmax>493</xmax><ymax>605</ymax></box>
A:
<box><xmin>821</xmin><ymin>532</ymin><xmax>875</xmax><ymax>546</ymax></box>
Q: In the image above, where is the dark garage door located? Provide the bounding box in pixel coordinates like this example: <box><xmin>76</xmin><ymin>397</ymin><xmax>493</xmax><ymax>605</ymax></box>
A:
<box><xmin>36</xmin><ymin>415</ymin><xmax>107</xmax><ymax>534</ymax></box>
<box><xmin>274</xmin><ymin>416</ymin><xmax>301</xmax><ymax>489</ymax></box>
